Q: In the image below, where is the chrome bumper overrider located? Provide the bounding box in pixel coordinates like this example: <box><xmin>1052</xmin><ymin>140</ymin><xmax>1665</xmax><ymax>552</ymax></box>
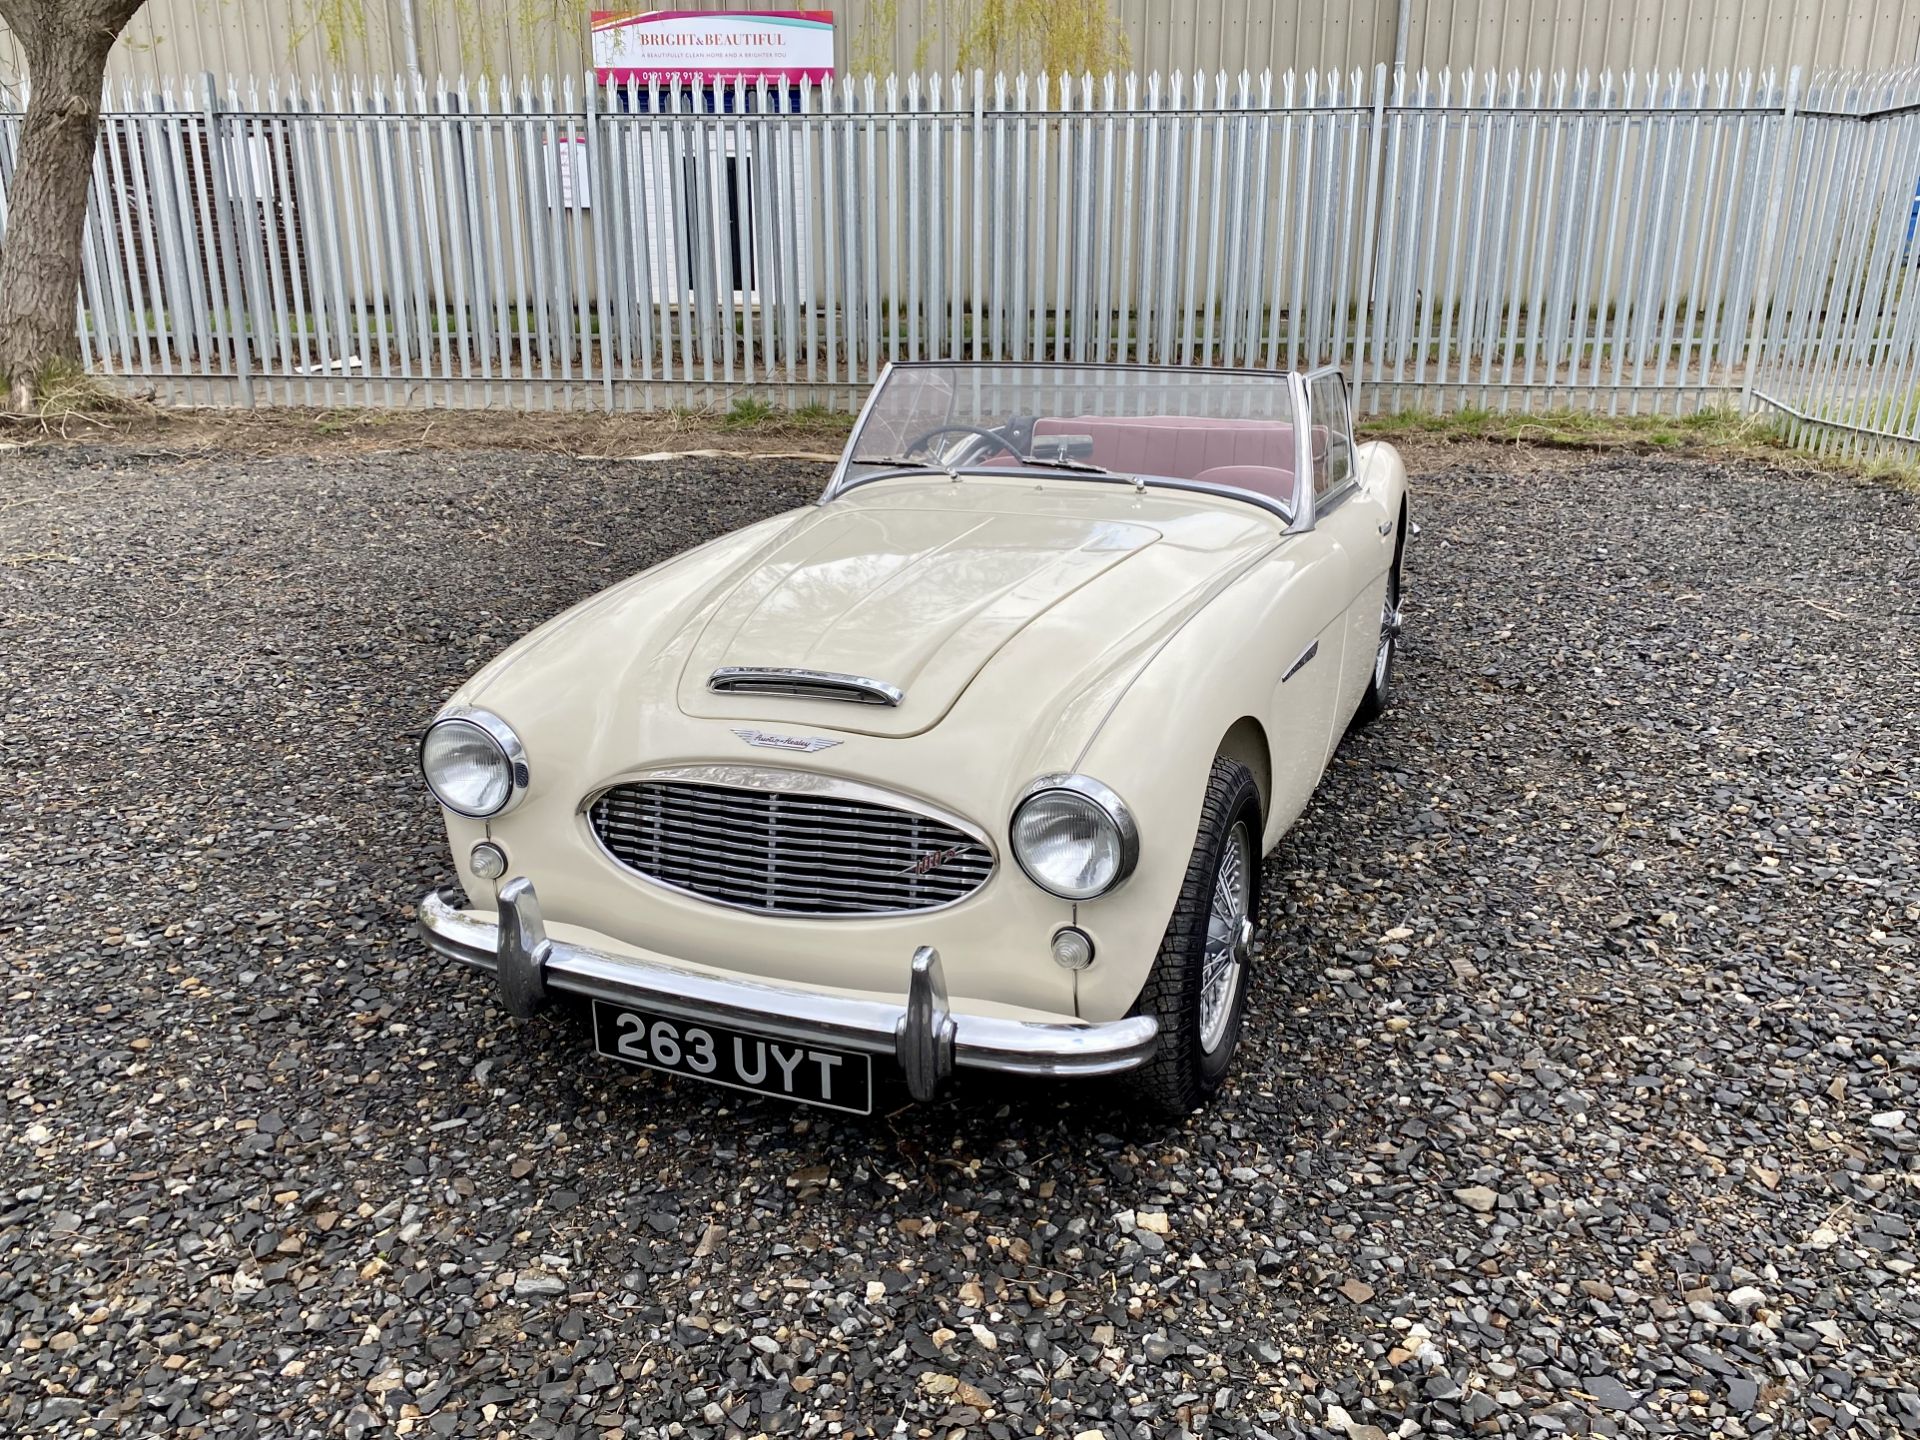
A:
<box><xmin>415</xmin><ymin>879</ymin><xmax>1159</xmax><ymax>1102</ymax></box>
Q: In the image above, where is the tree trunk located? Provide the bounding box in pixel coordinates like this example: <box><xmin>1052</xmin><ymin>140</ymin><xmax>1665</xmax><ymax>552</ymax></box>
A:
<box><xmin>0</xmin><ymin>0</ymin><xmax>145</xmax><ymax>411</ymax></box>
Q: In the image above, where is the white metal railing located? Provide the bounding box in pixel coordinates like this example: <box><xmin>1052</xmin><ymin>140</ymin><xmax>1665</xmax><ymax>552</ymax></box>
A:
<box><xmin>0</xmin><ymin>66</ymin><xmax>1918</xmax><ymax>457</ymax></box>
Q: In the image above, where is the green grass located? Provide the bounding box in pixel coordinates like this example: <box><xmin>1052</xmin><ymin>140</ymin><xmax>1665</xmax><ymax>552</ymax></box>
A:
<box><xmin>0</xmin><ymin>357</ymin><xmax>149</xmax><ymax>423</ymax></box>
<box><xmin>790</xmin><ymin>402</ymin><xmax>847</xmax><ymax>428</ymax></box>
<box><xmin>716</xmin><ymin>395</ymin><xmax>854</xmax><ymax>440</ymax></box>
<box><xmin>722</xmin><ymin>395</ymin><xmax>780</xmax><ymax>428</ymax></box>
<box><xmin>1818</xmin><ymin>385</ymin><xmax>1920</xmax><ymax>438</ymax></box>
<box><xmin>700</xmin><ymin>395</ymin><xmax>1920</xmax><ymax>482</ymax></box>
<box><xmin>1360</xmin><ymin>402</ymin><xmax>1920</xmax><ymax>487</ymax></box>
<box><xmin>1360</xmin><ymin>403</ymin><xmax>1765</xmax><ymax>448</ymax></box>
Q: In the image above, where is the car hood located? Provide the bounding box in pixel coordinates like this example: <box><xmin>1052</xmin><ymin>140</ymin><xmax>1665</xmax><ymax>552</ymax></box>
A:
<box><xmin>462</xmin><ymin>478</ymin><xmax>1281</xmax><ymax>775</ymax></box>
<box><xmin>676</xmin><ymin>498</ymin><xmax>1162</xmax><ymax>736</ymax></box>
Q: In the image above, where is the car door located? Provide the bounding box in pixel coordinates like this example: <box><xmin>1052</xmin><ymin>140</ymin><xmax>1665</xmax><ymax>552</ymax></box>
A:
<box><xmin>1302</xmin><ymin>370</ymin><xmax>1394</xmax><ymax>733</ymax></box>
<box><xmin>1258</xmin><ymin>520</ymin><xmax>1352</xmax><ymax>842</ymax></box>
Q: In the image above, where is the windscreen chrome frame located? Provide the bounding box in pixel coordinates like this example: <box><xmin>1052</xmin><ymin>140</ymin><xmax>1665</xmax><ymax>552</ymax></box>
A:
<box><xmin>1294</xmin><ymin>365</ymin><xmax>1361</xmax><ymax>531</ymax></box>
<box><xmin>1287</xmin><ymin>369</ymin><xmax>1317</xmax><ymax>534</ymax></box>
<box><xmin>822</xmin><ymin>359</ymin><xmax>1339</xmax><ymax>530</ymax></box>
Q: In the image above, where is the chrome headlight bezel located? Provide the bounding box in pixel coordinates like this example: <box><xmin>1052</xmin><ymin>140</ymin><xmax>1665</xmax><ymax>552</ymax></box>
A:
<box><xmin>1009</xmin><ymin>773</ymin><xmax>1140</xmax><ymax>901</ymax></box>
<box><xmin>419</xmin><ymin>707</ymin><xmax>530</xmax><ymax>819</ymax></box>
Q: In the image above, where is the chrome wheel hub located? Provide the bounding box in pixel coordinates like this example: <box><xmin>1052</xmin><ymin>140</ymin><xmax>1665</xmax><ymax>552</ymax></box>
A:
<box><xmin>1199</xmin><ymin>821</ymin><xmax>1252</xmax><ymax>1054</ymax></box>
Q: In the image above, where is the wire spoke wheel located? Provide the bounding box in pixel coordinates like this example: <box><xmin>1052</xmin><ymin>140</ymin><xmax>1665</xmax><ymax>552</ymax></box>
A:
<box><xmin>1354</xmin><ymin>542</ymin><xmax>1405</xmax><ymax>731</ymax></box>
<box><xmin>1375</xmin><ymin>566</ymin><xmax>1402</xmax><ymax>691</ymax></box>
<box><xmin>1133</xmin><ymin>756</ymin><xmax>1263</xmax><ymax>1115</ymax></box>
<box><xmin>1199</xmin><ymin>820</ymin><xmax>1252</xmax><ymax>1054</ymax></box>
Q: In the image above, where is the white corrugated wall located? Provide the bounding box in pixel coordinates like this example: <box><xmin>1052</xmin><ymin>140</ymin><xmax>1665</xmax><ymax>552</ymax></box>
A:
<box><xmin>1404</xmin><ymin>0</ymin><xmax>1920</xmax><ymax>75</ymax></box>
<box><xmin>2</xmin><ymin>0</ymin><xmax>1919</xmax><ymax>95</ymax></box>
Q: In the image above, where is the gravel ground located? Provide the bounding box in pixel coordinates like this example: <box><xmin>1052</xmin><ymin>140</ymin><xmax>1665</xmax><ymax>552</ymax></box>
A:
<box><xmin>1</xmin><ymin>438</ymin><xmax>1917</xmax><ymax>1440</ymax></box>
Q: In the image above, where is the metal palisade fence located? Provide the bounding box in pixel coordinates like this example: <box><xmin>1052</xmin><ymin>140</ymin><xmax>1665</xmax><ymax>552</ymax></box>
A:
<box><xmin>0</xmin><ymin>65</ymin><xmax>1918</xmax><ymax>457</ymax></box>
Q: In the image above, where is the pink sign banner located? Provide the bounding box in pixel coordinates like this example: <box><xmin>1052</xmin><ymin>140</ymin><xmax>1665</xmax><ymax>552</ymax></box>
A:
<box><xmin>591</xmin><ymin>10</ymin><xmax>835</xmax><ymax>84</ymax></box>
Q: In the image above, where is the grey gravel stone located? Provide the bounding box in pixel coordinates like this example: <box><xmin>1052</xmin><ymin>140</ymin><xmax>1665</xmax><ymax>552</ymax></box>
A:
<box><xmin>1</xmin><ymin>438</ymin><xmax>1916</xmax><ymax>1437</ymax></box>
<box><xmin>1581</xmin><ymin>1376</ymin><xmax>1641</xmax><ymax>1411</ymax></box>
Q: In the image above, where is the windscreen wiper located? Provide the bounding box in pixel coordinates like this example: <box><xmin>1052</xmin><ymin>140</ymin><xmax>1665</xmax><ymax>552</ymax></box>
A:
<box><xmin>855</xmin><ymin>453</ymin><xmax>1116</xmax><ymax>476</ymax></box>
<box><xmin>1010</xmin><ymin>454</ymin><xmax>1115</xmax><ymax>475</ymax></box>
<box><xmin>856</xmin><ymin>454</ymin><xmax>961</xmax><ymax>480</ymax></box>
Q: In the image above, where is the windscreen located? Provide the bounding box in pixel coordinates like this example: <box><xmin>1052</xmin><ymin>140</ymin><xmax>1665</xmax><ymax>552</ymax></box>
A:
<box><xmin>845</xmin><ymin>364</ymin><xmax>1307</xmax><ymax>514</ymax></box>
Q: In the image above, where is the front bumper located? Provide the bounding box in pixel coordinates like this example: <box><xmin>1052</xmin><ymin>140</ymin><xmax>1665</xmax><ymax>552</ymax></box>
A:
<box><xmin>416</xmin><ymin>878</ymin><xmax>1159</xmax><ymax>1102</ymax></box>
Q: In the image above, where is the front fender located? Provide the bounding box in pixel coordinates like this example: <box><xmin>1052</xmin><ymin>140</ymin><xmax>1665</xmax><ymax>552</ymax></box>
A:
<box><xmin>1057</xmin><ymin>534</ymin><xmax>1339</xmax><ymax>1022</ymax></box>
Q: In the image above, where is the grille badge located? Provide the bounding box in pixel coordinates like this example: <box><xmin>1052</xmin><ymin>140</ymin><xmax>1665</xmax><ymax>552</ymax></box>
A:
<box><xmin>731</xmin><ymin>727</ymin><xmax>843</xmax><ymax>754</ymax></box>
<box><xmin>899</xmin><ymin>844</ymin><xmax>969</xmax><ymax>877</ymax></box>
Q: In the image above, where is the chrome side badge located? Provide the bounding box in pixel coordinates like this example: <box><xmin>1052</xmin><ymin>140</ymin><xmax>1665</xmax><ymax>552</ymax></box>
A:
<box><xmin>1281</xmin><ymin>639</ymin><xmax>1319</xmax><ymax>682</ymax></box>
<box><xmin>731</xmin><ymin>727</ymin><xmax>843</xmax><ymax>754</ymax></box>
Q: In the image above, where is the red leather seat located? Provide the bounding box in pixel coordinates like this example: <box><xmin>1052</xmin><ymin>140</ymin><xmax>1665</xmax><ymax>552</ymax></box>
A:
<box><xmin>1031</xmin><ymin>416</ymin><xmax>1295</xmax><ymax>479</ymax></box>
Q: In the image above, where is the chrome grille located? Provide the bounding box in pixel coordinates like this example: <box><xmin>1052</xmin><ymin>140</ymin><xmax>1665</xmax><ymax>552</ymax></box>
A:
<box><xmin>589</xmin><ymin>780</ymin><xmax>994</xmax><ymax>915</ymax></box>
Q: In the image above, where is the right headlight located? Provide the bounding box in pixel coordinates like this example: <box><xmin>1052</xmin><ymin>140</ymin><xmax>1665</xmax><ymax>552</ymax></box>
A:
<box><xmin>1010</xmin><ymin>774</ymin><xmax>1139</xmax><ymax>900</ymax></box>
<box><xmin>420</xmin><ymin>709</ymin><xmax>529</xmax><ymax>819</ymax></box>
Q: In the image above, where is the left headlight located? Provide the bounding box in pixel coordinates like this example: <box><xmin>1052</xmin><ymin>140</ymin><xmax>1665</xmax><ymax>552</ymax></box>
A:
<box><xmin>1010</xmin><ymin>774</ymin><xmax>1139</xmax><ymax>900</ymax></box>
<box><xmin>420</xmin><ymin>709</ymin><xmax>529</xmax><ymax>819</ymax></box>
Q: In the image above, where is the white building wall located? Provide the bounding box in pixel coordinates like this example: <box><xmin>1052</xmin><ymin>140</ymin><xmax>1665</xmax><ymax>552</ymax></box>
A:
<box><xmin>2</xmin><ymin>0</ymin><xmax>1918</xmax><ymax>98</ymax></box>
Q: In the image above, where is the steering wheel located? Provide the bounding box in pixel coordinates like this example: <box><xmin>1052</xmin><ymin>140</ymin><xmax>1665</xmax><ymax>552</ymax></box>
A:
<box><xmin>902</xmin><ymin>424</ymin><xmax>1025</xmax><ymax>463</ymax></box>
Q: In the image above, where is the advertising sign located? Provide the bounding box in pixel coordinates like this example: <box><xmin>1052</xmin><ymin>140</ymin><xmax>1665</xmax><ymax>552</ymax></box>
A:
<box><xmin>591</xmin><ymin>10</ymin><xmax>835</xmax><ymax>85</ymax></box>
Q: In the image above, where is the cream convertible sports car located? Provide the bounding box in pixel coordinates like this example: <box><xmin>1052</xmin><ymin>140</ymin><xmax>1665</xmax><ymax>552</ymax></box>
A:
<box><xmin>416</xmin><ymin>362</ymin><xmax>1408</xmax><ymax>1116</ymax></box>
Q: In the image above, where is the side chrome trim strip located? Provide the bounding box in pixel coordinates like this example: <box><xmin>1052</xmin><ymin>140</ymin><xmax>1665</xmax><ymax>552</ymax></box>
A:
<box><xmin>1281</xmin><ymin>639</ymin><xmax>1320</xmax><ymax>682</ymax></box>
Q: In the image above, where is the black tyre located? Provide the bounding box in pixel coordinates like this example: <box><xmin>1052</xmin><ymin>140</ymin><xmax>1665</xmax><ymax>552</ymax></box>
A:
<box><xmin>1131</xmin><ymin>756</ymin><xmax>1264</xmax><ymax>1117</ymax></box>
<box><xmin>1351</xmin><ymin>549</ymin><xmax>1403</xmax><ymax>728</ymax></box>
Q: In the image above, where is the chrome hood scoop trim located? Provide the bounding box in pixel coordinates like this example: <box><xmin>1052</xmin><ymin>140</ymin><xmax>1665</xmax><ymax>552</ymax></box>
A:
<box><xmin>708</xmin><ymin>666</ymin><xmax>904</xmax><ymax>707</ymax></box>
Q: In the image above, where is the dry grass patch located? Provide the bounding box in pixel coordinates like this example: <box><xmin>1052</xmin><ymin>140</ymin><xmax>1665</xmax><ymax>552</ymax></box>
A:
<box><xmin>1362</xmin><ymin>403</ymin><xmax>1920</xmax><ymax>488</ymax></box>
<box><xmin>0</xmin><ymin>394</ymin><xmax>855</xmax><ymax>461</ymax></box>
<box><xmin>5</xmin><ymin>385</ymin><xmax>1916</xmax><ymax>491</ymax></box>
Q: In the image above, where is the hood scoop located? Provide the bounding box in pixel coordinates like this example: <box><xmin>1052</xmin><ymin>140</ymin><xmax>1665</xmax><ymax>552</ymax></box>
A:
<box><xmin>708</xmin><ymin>666</ymin><xmax>904</xmax><ymax>707</ymax></box>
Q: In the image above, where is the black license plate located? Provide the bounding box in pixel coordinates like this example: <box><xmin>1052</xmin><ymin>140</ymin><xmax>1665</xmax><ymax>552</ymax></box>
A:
<box><xmin>591</xmin><ymin>1001</ymin><xmax>874</xmax><ymax>1115</ymax></box>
